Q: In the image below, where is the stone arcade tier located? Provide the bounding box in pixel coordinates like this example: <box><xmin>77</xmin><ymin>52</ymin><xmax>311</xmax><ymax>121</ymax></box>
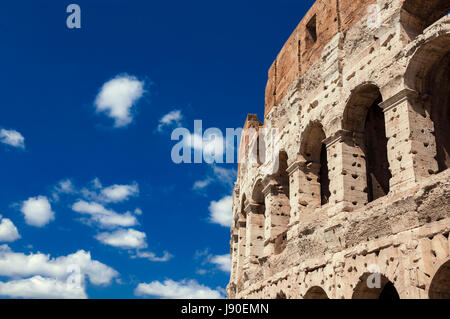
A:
<box><xmin>228</xmin><ymin>0</ymin><xmax>450</xmax><ymax>299</ymax></box>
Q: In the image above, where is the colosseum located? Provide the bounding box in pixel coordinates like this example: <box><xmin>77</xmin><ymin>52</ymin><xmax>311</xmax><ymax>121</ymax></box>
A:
<box><xmin>227</xmin><ymin>0</ymin><xmax>450</xmax><ymax>299</ymax></box>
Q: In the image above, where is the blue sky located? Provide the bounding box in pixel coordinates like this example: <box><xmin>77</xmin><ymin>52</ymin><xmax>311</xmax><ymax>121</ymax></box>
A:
<box><xmin>0</xmin><ymin>0</ymin><xmax>314</xmax><ymax>299</ymax></box>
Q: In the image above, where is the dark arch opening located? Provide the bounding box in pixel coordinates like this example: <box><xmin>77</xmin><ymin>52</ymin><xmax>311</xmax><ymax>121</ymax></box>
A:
<box><xmin>273</xmin><ymin>151</ymin><xmax>290</xmax><ymax>255</ymax></box>
<box><xmin>429</xmin><ymin>260</ymin><xmax>450</xmax><ymax>299</ymax></box>
<box><xmin>304</xmin><ymin>286</ymin><xmax>329</xmax><ymax>299</ymax></box>
<box><xmin>406</xmin><ymin>35</ymin><xmax>450</xmax><ymax>173</ymax></box>
<box><xmin>320</xmin><ymin>143</ymin><xmax>331</xmax><ymax>205</ymax></box>
<box><xmin>401</xmin><ymin>0</ymin><xmax>450</xmax><ymax>40</ymax></box>
<box><xmin>276</xmin><ymin>291</ymin><xmax>287</xmax><ymax>299</ymax></box>
<box><xmin>428</xmin><ymin>53</ymin><xmax>450</xmax><ymax>172</ymax></box>
<box><xmin>300</xmin><ymin>122</ymin><xmax>330</xmax><ymax>207</ymax></box>
<box><xmin>365</xmin><ymin>95</ymin><xmax>392</xmax><ymax>202</ymax></box>
<box><xmin>352</xmin><ymin>273</ymin><xmax>400</xmax><ymax>299</ymax></box>
<box><xmin>343</xmin><ymin>85</ymin><xmax>391</xmax><ymax>203</ymax></box>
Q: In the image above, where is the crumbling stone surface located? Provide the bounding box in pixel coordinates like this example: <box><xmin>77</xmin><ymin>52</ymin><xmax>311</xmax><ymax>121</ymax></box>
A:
<box><xmin>228</xmin><ymin>0</ymin><xmax>450</xmax><ymax>299</ymax></box>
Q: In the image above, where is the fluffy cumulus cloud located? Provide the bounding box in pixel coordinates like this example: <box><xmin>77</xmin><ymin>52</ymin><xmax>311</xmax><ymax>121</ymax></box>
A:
<box><xmin>94</xmin><ymin>74</ymin><xmax>145</xmax><ymax>127</ymax></box>
<box><xmin>0</xmin><ymin>129</ymin><xmax>25</xmax><ymax>149</ymax></box>
<box><xmin>135</xmin><ymin>279</ymin><xmax>224</xmax><ymax>299</ymax></box>
<box><xmin>72</xmin><ymin>200</ymin><xmax>138</xmax><ymax>228</ymax></box>
<box><xmin>100</xmin><ymin>183</ymin><xmax>139</xmax><ymax>203</ymax></box>
<box><xmin>209</xmin><ymin>254</ymin><xmax>231</xmax><ymax>273</ymax></box>
<box><xmin>0</xmin><ymin>217</ymin><xmax>21</xmax><ymax>242</ymax></box>
<box><xmin>208</xmin><ymin>196</ymin><xmax>232</xmax><ymax>227</ymax></box>
<box><xmin>158</xmin><ymin>110</ymin><xmax>183</xmax><ymax>132</ymax></box>
<box><xmin>0</xmin><ymin>245</ymin><xmax>118</xmax><ymax>299</ymax></box>
<box><xmin>95</xmin><ymin>229</ymin><xmax>147</xmax><ymax>249</ymax></box>
<box><xmin>0</xmin><ymin>276</ymin><xmax>87</xmax><ymax>299</ymax></box>
<box><xmin>20</xmin><ymin>196</ymin><xmax>55</xmax><ymax>227</ymax></box>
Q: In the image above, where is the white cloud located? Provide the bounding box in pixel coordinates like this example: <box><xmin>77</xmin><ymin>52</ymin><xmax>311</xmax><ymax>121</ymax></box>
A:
<box><xmin>100</xmin><ymin>183</ymin><xmax>139</xmax><ymax>203</ymax></box>
<box><xmin>192</xmin><ymin>178</ymin><xmax>213</xmax><ymax>191</ymax></box>
<box><xmin>72</xmin><ymin>200</ymin><xmax>138</xmax><ymax>228</ymax></box>
<box><xmin>0</xmin><ymin>129</ymin><xmax>25</xmax><ymax>149</ymax></box>
<box><xmin>209</xmin><ymin>254</ymin><xmax>231</xmax><ymax>273</ymax></box>
<box><xmin>0</xmin><ymin>245</ymin><xmax>118</xmax><ymax>288</ymax></box>
<box><xmin>94</xmin><ymin>74</ymin><xmax>145</xmax><ymax>127</ymax></box>
<box><xmin>158</xmin><ymin>110</ymin><xmax>183</xmax><ymax>132</ymax></box>
<box><xmin>20</xmin><ymin>196</ymin><xmax>55</xmax><ymax>227</ymax></box>
<box><xmin>208</xmin><ymin>196</ymin><xmax>232</xmax><ymax>227</ymax></box>
<box><xmin>135</xmin><ymin>279</ymin><xmax>224</xmax><ymax>299</ymax></box>
<box><xmin>0</xmin><ymin>217</ymin><xmax>20</xmax><ymax>242</ymax></box>
<box><xmin>212</xmin><ymin>166</ymin><xmax>236</xmax><ymax>187</ymax></box>
<box><xmin>96</xmin><ymin>229</ymin><xmax>147</xmax><ymax>249</ymax></box>
<box><xmin>134</xmin><ymin>251</ymin><xmax>173</xmax><ymax>262</ymax></box>
<box><xmin>0</xmin><ymin>276</ymin><xmax>87</xmax><ymax>299</ymax></box>
<box><xmin>185</xmin><ymin>132</ymin><xmax>225</xmax><ymax>158</ymax></box>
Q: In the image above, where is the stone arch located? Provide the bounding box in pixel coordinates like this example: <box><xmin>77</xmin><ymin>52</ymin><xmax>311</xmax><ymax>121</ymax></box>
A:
<box><xmin>343</xmin><ymin>84</ymin><xmax>391</xmax><ymax>203</ymax></box>
<box><xmin>429</xmin><ymin>259</ymin><xmax>450</xmax><ymax>299</ymax></box>
<box><xmin>300</xmin><ymin>121</ymin><xmax>331</xmax><ymax>207</ymax></box>
<box><xmin>304</xmin><ymin>286</ymin><xmax>329</xmax><ymax>299</ymax></box>
<box><xmin>275</xmin><ymin>291</ymin><xmax>287</xmax><ymax>299</ymax></box>
<box><xmin>405</xmin><ymin>34</ymin><xmax>450</xmax><ymax>173</ymax></box>
<box><xmin>400</xmin><ymin>0</ymin><xmax>450</xmax><ymax>41</ymax></box>
<box><xmin>352</xmin><ymin>273</ymin><xmax>400</xmax><ymax>299</ymax></box>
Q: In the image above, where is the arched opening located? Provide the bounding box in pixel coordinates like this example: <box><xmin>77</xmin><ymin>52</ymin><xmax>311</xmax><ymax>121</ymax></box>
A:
<box><xmin>429</xmin><ymin>260</ymin><xmax>450</xmax><ymax>299</ymax></box>
<box><xmin>300</xmin><ymin>122</ymin><xmax>330</xmax><ymax>208</ymax></box>
<box><xmin>352</xmin><ymin>273</ymin><xmax>400</xmax><ymax>299</ymax></box>
<box><xmin>248</xmin><ymin>180</ymin><xmax>265</xmax><ymax>261</ymax></box>
<box><xmin>343</xmin><ymin>84</ymin><xmax>391</xmax><ymax>203</ymax></box>
<box><xmin>304</xmin><ymin>286</ymin><xmax>329</xmax><ymax>299</ymax></box>
<box><xmin>401</xmin><ymin>0</ymin><xmax>450</xmax><ymax>41</ymax></box>
<box><xmin>405</xmin><ymin>35</ymin><xmax>450</xmax><ymax>173</ymax></box>
<box><xmin>273</xmin><ymin>151</ymin><xmax>290</xmax><ymax>254</ymax></box>
<box><xmin>275</xmin><ymin>291</ymin><xmax>287</xmax><ymax>299</ymax></box>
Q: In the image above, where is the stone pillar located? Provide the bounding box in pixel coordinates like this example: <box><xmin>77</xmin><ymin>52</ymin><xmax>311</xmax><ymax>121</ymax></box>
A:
<box><xmin>325</xmin><ymin>130</ymin><xmax>369</xmax><ymax>215</ymax></box>
<box><xmin>236</xmin><ymin>214</ymin><xmax>247</xmax><ymax>289</ymax></box>
<box><xmin>244</xmin><ymin>202</ymin><xmax>265</xmax><ymax>264</ymax></box>
<box><xmin>286</xmin><ymin>160</ymin><xmax>324</xmax><ymax>239</ymax></box>
<box><xmin>379</xmin><ymin>89</ymin><xmax>438</xmax><ymax>191</ymax></box>
<box><xmin>263</xmin><ymin>183</ymin><xmax>290</xmax><ymax>256</ymax></box>
<box><xmin>230</xmin><ymin>230</ymin><xmax>238</xmax><ymax>283</ymax></box>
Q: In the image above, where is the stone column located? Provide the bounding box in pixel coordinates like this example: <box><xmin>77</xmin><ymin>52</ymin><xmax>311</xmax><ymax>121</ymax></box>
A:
<box><xmin>286</xmin><ymin>160</ymin><xmax>323</xmax><ymax>239</ymax></box>
<box><xmin>379</xmin><ymin>89</ymin><xmax>438</xmax><ymax>191</ymax></box>
<box><xmin>236</xmin><ymin>214</ymin><xmax>247</xmax><ymax>290</ymax></box>
<box><xmin>325</xmin><ymin>130</ymin><xmax>369</xmax><ymax>215</ymax></box>
<box><xmin>263</xmin><ymin>183</ymin><xmax>290</xmax><ymax>256</ymax></box>
<box><xmin>244</xmin><ymin>202</ymin><xmax>265</xmax><ymax>264</ymax></box>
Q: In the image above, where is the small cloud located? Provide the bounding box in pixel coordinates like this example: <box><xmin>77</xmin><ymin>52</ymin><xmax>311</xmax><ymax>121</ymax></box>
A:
<box><xmin>71</xmin><ymin>200</ymin><xmax>138</xmax><ymax>228</ymax></box>
<box><xmin>192</xmin><ymin>178</ymin><xmax>213</xmax><ymax>191</ymax></box>
<box><xmin>133</xmin><ymin>251</ymin><xmax>173</xmax><ymax>262</ymax></box>
<box><xmin>0</xmin><ymin>129</ymin><xmax>25</xmax><ymax>149</ymax></box>
<box><xmin>94</xmin><ymin>74</ymin><xmax>145</xmax><ymax>127</ymax></box>
<box><xmin>135</xmin><ymin>279</ymin><xmax>224</xmax><ymax>299</ymax></box>
<box><xmin>0</xmin><ymin>217</ymin><xmax>21</xmax><ymax>242</ymax></box>
<box><xmin>20</xmin><ymin>196</ymin><xmax>55</xmax><ymax>227</ymax></box>
<box><xmin>209</xmin><ymin>254</ymin><xmax>231</xmax><ymax>273</ymax></box>
<box><xmin>208</xmin><ymin>196</ymin><xmax>232</xmax><ymax>227</ymax></box>
<box><xmin>95</xmin><ymin>229</ymin><xmax>147</xmax><ymax>249</ymax></box>
<box><xmin>100</xmin><ymin>183</ymin><xmax>139</xmax><ymax>203</ymax></box>
<box><xmin>158</xmin><ymin>110</ymin><xmax>183</xmax><ymax>132</ymax></box>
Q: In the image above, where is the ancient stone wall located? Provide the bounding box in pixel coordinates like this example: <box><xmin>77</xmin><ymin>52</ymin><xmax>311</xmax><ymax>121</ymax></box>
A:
<box><xmin>228</xmin><ymin>0</ymin><xmax>450</xmax><ymax>299</ymax></box>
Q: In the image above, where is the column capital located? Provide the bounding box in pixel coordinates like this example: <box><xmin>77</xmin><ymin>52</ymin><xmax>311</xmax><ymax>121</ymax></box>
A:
<box><xmin>244</xmin><ymin>202</ymin><xmax>265</xmax><ymax>215</ymax></box>
<box><xmin>379</xmin><ymin>88</ymin><xmax>419</xmax><ymax>112</ymax></box>
<box><xmin>323</xmin><ymin>129</ymin><xmax>365</xmax><ymax>148</ymax></box>
<box><xmin>286</xmin><ymin>160</ymin><xmax>307</xmax><ymax>176</ymax></box>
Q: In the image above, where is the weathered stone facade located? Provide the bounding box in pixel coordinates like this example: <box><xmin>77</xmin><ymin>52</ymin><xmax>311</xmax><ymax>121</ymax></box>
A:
<box><xmin>227</xmin><ymin>0</ymin><xmax>450</xmax><ymax>299</ymax></box>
